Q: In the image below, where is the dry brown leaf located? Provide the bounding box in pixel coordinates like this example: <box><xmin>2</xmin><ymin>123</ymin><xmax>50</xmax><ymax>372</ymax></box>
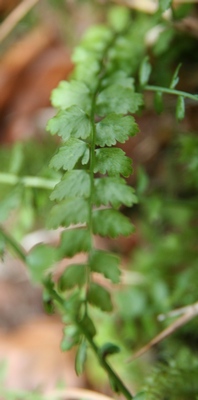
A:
<box><xmin>0</xmin><ymin>25</ymin><xmax>59</xmax><ymax>109</ymax></box>
<box><xmin>0</xmin><ymin>0</ymin><xmax>20</xmax><ymax>15</ymax></box>
<box><xmin>0</xmin><ymin>26</ymin><xmax>73</xmax><ymax>141</ymax></box>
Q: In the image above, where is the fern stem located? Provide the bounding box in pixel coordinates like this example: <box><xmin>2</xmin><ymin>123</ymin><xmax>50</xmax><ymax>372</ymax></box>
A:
<box><xmin>88</xmin><ymin>98</ymin><xmax>97</xmax><ymax>241</ymax></box>
<box><xmin>0</xmin><ymin>172</ymin><xmax>58</xmax><ymax>190</ymax></box>
<box><xmin>85</xmin><ymin>31</ymin><xmax>119</xmax><ymax>304</ymax></box>
<box><xmin>0</xmin><ymin>188</ymin><xmax>132</xmax><ymax>400</ymax></box>
<box><xmin>86</xmin><ymin>123</ymin><xmax>95</xmax><ymax>261</ymax></box>
<box><xmin>46</xmin><ymin>286</ymin><xmax>134</xmax><ymax>400</ymax></box>
<box><xmin>77</xmin><ymin>318</ymin><xmax>133</xmax><ymax>400</ymax></box>
<box><xmin>84</xmin><ymin>97</ymin><xmax>97</xmax><ymax>307</ymax></box>
<box><xmin>145</xmin><ymin>85</ymin><xmax>198</xmax><ymax>101</ymax></box>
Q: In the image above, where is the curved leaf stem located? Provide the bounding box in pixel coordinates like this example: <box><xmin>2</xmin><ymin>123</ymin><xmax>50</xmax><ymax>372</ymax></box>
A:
<box><xmin>145</xmin><ymin>85</ymin><xmax>198</xmax><ymax>101</ymax></box>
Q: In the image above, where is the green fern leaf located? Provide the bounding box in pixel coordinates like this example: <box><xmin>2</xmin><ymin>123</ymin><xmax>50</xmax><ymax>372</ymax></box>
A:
<box><xmin>72</xmin><ymin>46</ymin><xmax>98</xmax><ymax>63</ymax></box>
<box><xmin>72</xmin><ymin>26</ymin><xmax>112</xmax><ymax>90</ymax></box>
<box><xmin>27</xmin><ymin>244</ymin><xmax>58</xmax><ymax>283</ymax></box>
<box><xmin>176</xmin><ymin>96</ymin><xmax>185</xmax><ymax>121</ymax></box>
<box><xmin>87</xmin><ymin>282</ymin><xmax>113</xmax><ymax>311</ymax></box>
<box><xmin>75</xmin><ymin>340</ymin><xmax>87</xmax><ymax>376</ymax></box>
<box><xmin>96</xmin><ymin>114</ymin><xmax>138</xmax><ymax>147</ymax></box>
<box><xmin>101</xmin><ymin>71</ymin><xmax>135</xmax><ymax>89</ymax></box>
<box><xmin>90</xmin><ymin>250</ymin><xmax>120</xmax><ymax>283</ymax></box>
<box><xmin>48</xmin><ymin>198</ymin><xmax>89</xmax><ymax>228</ymax></box>
<box><xmin>80</xmin><ymin>314</ymin><xmax>96</xmax><ymax>338</ymax></box>
<box><xmin>61</xmin><ymin>325</ymin><xmax>80</xmax><ymax>351</ymax></box>
<box><xmin>93</xmin><ymin>209</ymin><xmax>134</xmax><ymax>237</ymax></box>
<box><xmin>43</xmin><ymin>289</ymin><xmax>54</xmax><ymax>315</ymax></box>
<box><xmin>50</xmin><ymin>139</ymin><xmax>89</xmax><ymax>171</ymax></box>
<box><xmin>59</xmin><ymin>228</ymin><xmax>91</xmax><ymax>257</ymax></box>
<box><xmin>170</xmin><ymin>63</ymin><xmax>182</xmax><ymax>89</ymax></box>
<box><xmin>133</xmin><ymin>392</ymin><xmax>146</xmax><ymax>400</ymax></box>
<box><xmin>96</xmin><ymin>84</ymin><xmax>143</xmax><ymax>116</ymax></box>
<box><xmin>99</xmin><ymin>342</ymin><xmax>120</xmax><ymax>359</ymax></box>
<box><xmin>94</xmin><ymin>177</ymin><xmax>137</xmax><ymax>208</ymax></box>
<box><xmin>46</xmin><ymin>106</ymin><xmax>92</xmax><ymax>141</ymax></box>
<box><xmin>139</xmin><ymin>56</ymin><xmax>152</xmax><ymax>87</ymax></box>
<box><xmin>51</xmin><ymin>80</ymin><xmax>92</xmax><ymax>114</ymax></box>
<box><xmin>74</xmin><ymin>60</ymin><xmax>101</xmax><ymax>91</ymax></box>
<box><xmin>158</xmin><ymin>0</ymin><xmax>172</xmax><ymax>12</ymax></box>
<box><xmin>72</xmin><ymin>46</ymin><xmax>101</xmax><ymax>89</ymax></box>
<box><xmin>58</xmin><ymin>264</ymin><xmax>86</xmax><ymax>291</ymax></box>
<box><xmin>154</xmin><ymin>91</ymin><xmax>163</xmax><ymax>114</ymax></box>
<box><xmin>94</xmin><ymin>148</ymin><xmax>132</xmax><ymax>177</ymax></box>
<box><xmin>79</xmin><ymin>25</ymin><xmax>113</xmax><ymax>52</ymax></box>
<box><xmin>50</xmin><ymin>170</ymin><xmax>90</xmax><ymax>201</ymax></box>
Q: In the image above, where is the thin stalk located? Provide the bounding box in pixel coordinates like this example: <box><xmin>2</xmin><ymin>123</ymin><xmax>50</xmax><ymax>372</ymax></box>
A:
<box><xmin>0</xmin><ymin>173</ymin><xmax>58</xmax><ymax>190</ymax></box>
<box><xmin>145</xmin><ymin>85</ymin><xmax>198</xmax><ymax>101</ymax></box>
<box><xmin>85</xmin><ymin>103</ymin><xmax>97</xmax><ymax>300</ymax></box>
<box><xmin>87</xmin><ymin>98</ymin><xmax>97</xmax><ymax>243</ymax></box>
<box><xmin>85</xmin><ymin>31</ymin><xmax>119</xmax><ymax>303</ymax></box>
<box><xmin>77</xmin><ymin>319</ymin><xmax>133</xmax><ymax>400</ymax></box>
<box><xmin>0</xmin><ymin>227</ymin><xmax>26</xmax><ymax>262</ymax></box>
<box><xmin>47</xmin><ymin>286</ymin><xmax>133</xmax><ymax>400</ymax></box>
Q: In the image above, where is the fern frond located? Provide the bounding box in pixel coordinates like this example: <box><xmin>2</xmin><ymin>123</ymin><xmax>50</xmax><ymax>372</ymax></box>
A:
<box><xmin>44</xmin><ymin>20</ymin><xmax>142</xmax><ymax>380</ymax></box>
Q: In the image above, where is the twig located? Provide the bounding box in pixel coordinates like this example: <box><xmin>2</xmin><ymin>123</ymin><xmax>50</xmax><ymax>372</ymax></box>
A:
<box><xmin>158</xmin><ymin>302</ymin><xmax>198</xmax><ymax>321</ymax></box>
<box><xmin>127</xmin><ymin>302</ymin><xmax>198</xmax><ymax>362</ymax></box>
<box><xmin>0</xmin><ymin>0</ymin><xmax>39</xmax><ymax>43</ymax></box>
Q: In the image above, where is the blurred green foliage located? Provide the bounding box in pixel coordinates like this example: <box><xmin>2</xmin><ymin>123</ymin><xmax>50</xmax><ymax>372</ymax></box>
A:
<box><xmin>0</xmin><ymin>138</ymin><xmax>59</xmax><ymax>239</ymax></box>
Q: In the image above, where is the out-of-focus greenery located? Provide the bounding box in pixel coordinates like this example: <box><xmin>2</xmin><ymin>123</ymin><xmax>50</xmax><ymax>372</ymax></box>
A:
<box><xmin>0</xmin><ymin>138</ymin><xmax>59</xmax><ymax>239</ymax></box>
